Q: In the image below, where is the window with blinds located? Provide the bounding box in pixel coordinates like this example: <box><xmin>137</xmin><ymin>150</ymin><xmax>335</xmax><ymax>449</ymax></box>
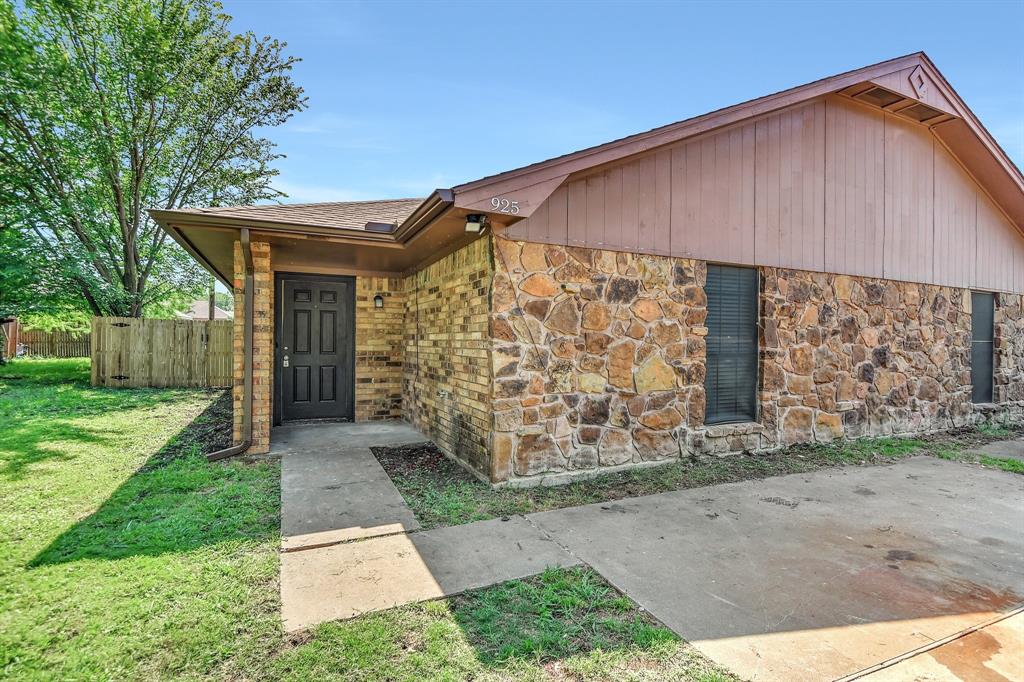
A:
<box><xmin>971</xmin><ymin>291</ymin><xmax>994</xmax><ymax>403</ymax></box>
<box><xmin>704</xmin><ymin>265</ymin><xmax>759</xmax><ymax>424</ymax></box>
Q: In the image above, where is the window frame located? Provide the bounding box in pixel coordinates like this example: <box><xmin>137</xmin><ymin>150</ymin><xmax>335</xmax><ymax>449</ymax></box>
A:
<box><xmin>970</xmin><ymin>290</ymin><xmax>995</xmax><ymax>405</ymax></box>
<box><xmin>703</xmin><ymin>263</ymin><xmax>761</xmax><ymax>426</ymax></box>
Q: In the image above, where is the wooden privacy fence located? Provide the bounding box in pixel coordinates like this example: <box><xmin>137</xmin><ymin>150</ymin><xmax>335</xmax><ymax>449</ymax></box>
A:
<box><xmin>17</xmin><ymin>326</ymin><xmax>91</xmax><ymax>358</ymax></box>
<box><xmin>91</xmin><ymin>317</ymin><xmax>233</xmax><ymax>388</ymax></box>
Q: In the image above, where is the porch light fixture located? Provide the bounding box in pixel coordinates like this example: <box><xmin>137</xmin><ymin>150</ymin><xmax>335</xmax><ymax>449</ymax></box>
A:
<box><xmin>465</xmin><ymin>214</ymin><xmax>487</xmax><ymax>233</ymax></box>
<box><xmin>373</xmin><ymin>294</ymin><xmax>384</xmax><ymax>309</ymax></box>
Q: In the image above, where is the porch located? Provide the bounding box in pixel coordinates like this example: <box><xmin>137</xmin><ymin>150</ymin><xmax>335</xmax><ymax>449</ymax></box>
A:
<box><xmin>150</xmin><ymin>197</ymin><xmax>503</xmax><ymax>479</ymax></box>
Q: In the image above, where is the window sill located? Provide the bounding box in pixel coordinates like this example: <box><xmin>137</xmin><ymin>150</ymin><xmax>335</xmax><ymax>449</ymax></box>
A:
<box><xmin>701</xmin><ymin>422</ymin><xmax>764</xmax><ymax>438</ymax></box>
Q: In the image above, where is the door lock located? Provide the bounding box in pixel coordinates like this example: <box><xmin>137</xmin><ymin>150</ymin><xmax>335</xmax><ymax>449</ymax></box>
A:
<box><xmin>283</xmin><ymin>354</ymin><xmax>289</xmax><ymax>368</ymax></box>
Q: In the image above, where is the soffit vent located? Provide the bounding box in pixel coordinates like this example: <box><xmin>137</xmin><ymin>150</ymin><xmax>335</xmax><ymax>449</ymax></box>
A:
<box><xmin>897</xmin><ymin>102</ymin><xmax>944</xmax><ymax>123</ymax></box>
<box><xmin>855</xmin><ymin>86</ymin><xmax>904</xmax><ymax>108</ymax></box>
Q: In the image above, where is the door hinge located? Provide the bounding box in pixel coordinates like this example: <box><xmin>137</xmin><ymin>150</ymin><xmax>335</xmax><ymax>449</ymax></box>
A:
<box><xmin>112</xmin><ymin>374</ymin><xmax>129</xmax><ymax>381</ymax></box>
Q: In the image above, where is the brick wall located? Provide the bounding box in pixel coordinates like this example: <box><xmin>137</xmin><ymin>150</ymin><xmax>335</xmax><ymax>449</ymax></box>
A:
<box><xmin>232</xmin><ymin>240</ymin><xmax>273</xmax><ymax>453</ymax></box>
<box><xmin>492</xmin><ymin>236</ymin><xmax>1023</xmax><ymax>483</ymax></box>
<box><xmin>355</xmin><ymin>276</ymin><xmax>406</xmax><ymax>420</ymax></box>
<box><xmin>403</xmin><ymin>238</ymin><xmax>493</xmax><ymax>478</ymax></box>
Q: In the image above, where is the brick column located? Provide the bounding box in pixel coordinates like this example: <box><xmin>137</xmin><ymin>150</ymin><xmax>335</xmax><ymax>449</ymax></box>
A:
<box><xmin>233</xmin><ymin>239</ymin><xmax>273</xmax><ymax>453</ymax></box>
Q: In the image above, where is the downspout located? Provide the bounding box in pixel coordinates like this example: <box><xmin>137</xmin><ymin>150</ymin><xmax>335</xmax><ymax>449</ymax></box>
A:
<box><xmin>208</xmin><ymin>227</ymin><xmax>255</xmax><ymax>462</ymax></box>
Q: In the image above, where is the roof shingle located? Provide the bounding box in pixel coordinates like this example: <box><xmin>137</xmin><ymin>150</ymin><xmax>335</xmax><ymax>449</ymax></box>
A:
<box><xmin>172</xmin><ymin>198</ymin><xmax>424</xmax><ymax>231</ymax></box>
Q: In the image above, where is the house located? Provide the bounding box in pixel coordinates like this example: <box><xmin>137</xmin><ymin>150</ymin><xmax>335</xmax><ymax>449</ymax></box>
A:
<box><xmin>150</xmin><ymin>53</ymin><xmax>1024</xmax><ymax>485</ymax></box>
<box><xmin>175</xmin><ymin>299</ymin><xmax>234</xmax><ymax>320</ymax></box>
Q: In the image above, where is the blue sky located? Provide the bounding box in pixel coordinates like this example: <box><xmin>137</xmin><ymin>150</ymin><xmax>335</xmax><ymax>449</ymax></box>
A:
<box><xmin>222</xmin><ymin>0</ymin><xmax>1024</xmax><ymax>204</ymax></box>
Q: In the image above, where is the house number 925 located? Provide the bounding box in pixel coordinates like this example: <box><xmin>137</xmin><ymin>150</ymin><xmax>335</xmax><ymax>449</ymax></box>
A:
<box><xmin>490</xmin><ymin>197</ymin><xmax>520</xmax><ymax>214</ymax></box>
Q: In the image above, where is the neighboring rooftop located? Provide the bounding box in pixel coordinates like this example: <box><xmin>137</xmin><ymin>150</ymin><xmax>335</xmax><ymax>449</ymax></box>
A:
<box><xmin>176</xmin><ymin>299</ymin><xmax>233</xmax><ymax>320</ymax></box>
<box><xmin>170</xmin><ymin>197</ymin><xmax>425</xmax><ymax>231</ymax></box>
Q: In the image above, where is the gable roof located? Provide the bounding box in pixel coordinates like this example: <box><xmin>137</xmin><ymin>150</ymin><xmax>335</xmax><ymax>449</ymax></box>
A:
<box><xmin>150</xmin><ymin>51</ymin><xmax>1023</xmax><ymax>285</ymax></box>
<box><xmin>450</xmin><ymin>52</ymin><xmax>1023</xmax><ymax>233</ymax></box>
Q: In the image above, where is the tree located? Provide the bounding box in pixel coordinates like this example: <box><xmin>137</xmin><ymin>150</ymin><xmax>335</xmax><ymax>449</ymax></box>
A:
<box><xmin>0</xmin><ymin>0</ymin><xmax>306</xmax><ymax>317</ymax></box>
<box><xmin>0</xmin><ymin>220</ymin><xmax>90</xmax><ymax>330</ymax></box>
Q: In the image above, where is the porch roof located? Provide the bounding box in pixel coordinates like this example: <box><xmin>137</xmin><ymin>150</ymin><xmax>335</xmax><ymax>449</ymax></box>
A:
<box><xmin>163</xmin><ymin>198</ymin><xmax>425</xmax><ymax>232</ymax></box>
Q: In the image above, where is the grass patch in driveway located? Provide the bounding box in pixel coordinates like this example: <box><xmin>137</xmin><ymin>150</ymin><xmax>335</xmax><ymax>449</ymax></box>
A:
<box><xmin>274</xmin><ymin>566</ymin><xmax>735</xmax><ymax>682</ymax></box>
<box><xmin>453</xmin><ymin>566</ymin><xmax>675</xmax><ymax>664</ymax></box>
<box><xmin>374</xmin><ymin>425</ymin><xmax>1022</xmax><ymax>530</ymax></box>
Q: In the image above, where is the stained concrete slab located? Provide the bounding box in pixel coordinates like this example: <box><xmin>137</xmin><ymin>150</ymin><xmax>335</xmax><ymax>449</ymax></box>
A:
<box><xmin>859</xmin><ymin>610</ymin><xmax>1024</xmax><ymax>681</ymax></box>
<box><xmin>280</xmin><ymin>516</ymin><xmax>579</xmax><ymax>631</ymax></box>
<box><xmin>277</xmin><ymin>421</ymin><xmax>427</xmax><ymax>550</ymax></box>
<box><xmin>530</xmin><ymin>457</ymin><xmax>1024</xmax><ymax>682</ymax></box>
<box><xmin>969</xmin><ymin>438</ymin><xmax>1024</xmax><ymax>462</ymax></box>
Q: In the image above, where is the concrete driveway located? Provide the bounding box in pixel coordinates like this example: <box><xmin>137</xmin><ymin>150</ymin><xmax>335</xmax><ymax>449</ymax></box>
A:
<box><xmin>277</xmin><ymin>425</ymin><xmax>1023</xmax><ymax>681</ymax></box>
<box><xmin>531</xmin><ymin>457</ymin><xmax>1024</xmax><ymax>681</ymax></box>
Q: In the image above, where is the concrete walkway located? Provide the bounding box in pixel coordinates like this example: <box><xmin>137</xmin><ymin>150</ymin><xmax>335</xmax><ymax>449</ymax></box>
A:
<box><xmin>276</xmin><ymin>421</ymin><xmax>577</xmax><ymax>631</ymax></box>
<box><xmin>277</xmin><ymin>421</ymin><xmax>424</xmax><ymax>550</ymax></box>
<box><xmin>277</xmin><ymin>428</ymin><xmax>1024</xmax><ymax>681</ymax></box>
<box><xmin>281</xmin><ymin>516</ymin><xmax>578</xmax><ymax>629</ymax></box>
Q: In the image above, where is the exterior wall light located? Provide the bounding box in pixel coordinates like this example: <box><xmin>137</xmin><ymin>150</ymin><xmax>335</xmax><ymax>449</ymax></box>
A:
<box><xmin>373</xmin><ymin>294</ymin><xmax>384</xmax><ymax>309</ymax></box>
<box><xmin>465</xmin><ymin>214</ymin><xmax>487</xmax><ymax>233</ymax></box>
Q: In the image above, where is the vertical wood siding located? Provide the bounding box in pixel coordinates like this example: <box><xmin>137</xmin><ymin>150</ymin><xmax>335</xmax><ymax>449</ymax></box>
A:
<box><xmin>933</xmin><ymin>142</ymin><xmax>977</xmax><ymax>287</ymax></box>
<box><xmin>505</xmin><ymin>95</ymin><xmax>1023</xmax><ymax>293</ymax></box>
<box><xmin>883</xmin><ymin>113</ymin><xmax>934</xmax><ymax>284</ymax></box>
<box><xmin>754</xmin><ymin>100</ymin><xmax>825</xmax><ymax>270</ymax></box>
<box><xmin>824</xmin><ymin>99</ymin><xmax>885</xmax><ymax>277</ymax></box>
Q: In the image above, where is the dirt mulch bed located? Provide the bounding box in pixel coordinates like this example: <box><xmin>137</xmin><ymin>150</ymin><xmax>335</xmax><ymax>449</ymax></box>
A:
<box><xmin>372</xmin><ymin>424</ymin><xmax>1022</xmax><ymax>530</ymax></box>
<box><xmin>145</xmin><ymin>390</ymin><xmax>233</xmax><ymax>468</ymax></box>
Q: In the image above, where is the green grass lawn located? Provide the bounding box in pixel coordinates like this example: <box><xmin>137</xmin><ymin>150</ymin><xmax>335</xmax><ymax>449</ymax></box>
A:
<box><xmin>0</xmin><ymin>358</ymin><xmax>281</xmax><ymax>680</ymax></box>
<box><xmin>0</xmin><ymin>359</ymin><xmax>732</xmax><ymax>681</ymax></box>
<box><xmin>374</xmin><ymin>422</ymin><xmax>1023</xmax><ymax>530</ymax></box>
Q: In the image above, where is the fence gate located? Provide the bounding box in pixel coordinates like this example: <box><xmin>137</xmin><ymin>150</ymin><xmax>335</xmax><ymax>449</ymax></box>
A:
<box><xmin>91</xmin><ymin>317</ymin><xmax>233</xmax><ymax>388</ymax></box>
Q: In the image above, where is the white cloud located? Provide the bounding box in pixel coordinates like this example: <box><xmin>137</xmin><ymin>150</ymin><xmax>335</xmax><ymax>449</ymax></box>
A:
<box><xmin>282</xmin><ymin>113</ymin><xmax>393</xmax><ymax>151</ymax></box>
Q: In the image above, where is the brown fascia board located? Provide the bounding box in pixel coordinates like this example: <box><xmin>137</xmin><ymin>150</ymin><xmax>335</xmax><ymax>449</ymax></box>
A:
<box><xmin>149</xmin><ymin>190</ymin><xmax>454</xmax><ymax>246</ymax></box>
<box><xmin>914</xmin><ymin>53</ymin><xmax>1024</xmax><ymax>189</ymax></box>
<box><xmin>148</xmin><ymin>190</ymin><xmax>456</xmax><ymax>279</ymax></box>
<box><xmin>450</xmin><ymin>52</ymin><xmax>1024</xmax><ymax>228</ymax></box>
<box><xmin>391</xmin><ymin>189</ymin><xmax>455</xmax><ymax>241</ymax></box>
<box><xmin>149</xmin><ymin>209</ymin><xmax>399</xmax><ymax>242</ymax></box>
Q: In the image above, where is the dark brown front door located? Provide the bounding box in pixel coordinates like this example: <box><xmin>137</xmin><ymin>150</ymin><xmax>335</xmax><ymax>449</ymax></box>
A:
<box><xmin>278</xmin><ymin>274</ymin><xmax>355</xmax><ymax>421</ymax></box>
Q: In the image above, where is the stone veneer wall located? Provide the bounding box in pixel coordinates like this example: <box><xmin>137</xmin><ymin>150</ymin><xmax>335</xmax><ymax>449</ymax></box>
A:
<box><xmin>402</xmin><ymin>238</ymin><xmax>493</xmax><ymax>477</ymax></box>
<box><xmin>490</xmin><ymin>237</ymin><xmax>708</xmax><ymax>483</ymax></box>
<box><xmin>355</xmin><ymin>276</ymin><xmax>406</xmax><ymax>420</ymax></box>
<box><xmin>751</xmin><ymin>269</ymin><xmax>1014</xmax><ymax>454</ymax></box>
<box><xmin>994</xmin><ymin>293</ymin><xmax>1024</xmax><ymax>405</ymax></box>
<box><xmin>232</xmin><ymin>240</ymin><xmax>273</xmax><ymax>453</ymax></box>
<box><xmin>491</xmin><ymin>236</ymin><xmax>1023</xmax><ymax>484</ymax></box>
